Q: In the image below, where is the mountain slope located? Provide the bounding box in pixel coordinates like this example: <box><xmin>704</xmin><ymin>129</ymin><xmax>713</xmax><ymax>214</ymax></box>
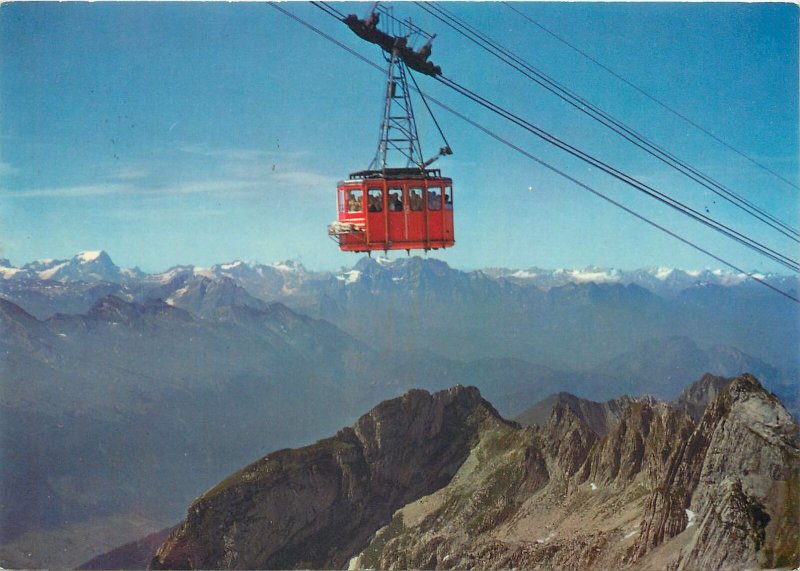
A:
<box><xmin>155</xmin><ymin>375</ymin><xmax>798</xmax><ymax>570</ymax></box>
<box><xmin>355</xmin><ymin>374</ymin><xmax>798</xmax><ymax>570</ymax></box>
<box><xmin>150</xmin><ymin>386</ymin><xmax>508</xmax><ymax>569</ymax></box>
<box><xmin>0</xmin><ymin>295</ymin><xmax>404</xmax><ymax>551</ymax></box>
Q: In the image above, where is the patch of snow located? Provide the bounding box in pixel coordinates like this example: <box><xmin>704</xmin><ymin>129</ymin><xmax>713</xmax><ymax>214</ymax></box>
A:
<box><xmin>590</xmin><ymin>482</ymin><xmax>598</xmax><ymax>491</ymax></box>
<box><xmin>38</xmin><ymin>262</ymin><xmax>68</xmax><ymax>280</ymax></box>
<box><xmin>171</xmin><ymin>286</ymin><xmax>189</xmax><ymax>299</ymax></box>
<box><xmin>347</xmin><ymin>554</ymin><xmax>361</xmax><ymax>570</ymax></box>
<box><xmin>337</xmin><ymin>270</ymin><xmax>361</xmax><ymax>284</ymax></box>
<box><xmin>685</xmin><ymin>269</ymin><xmax>702</xmax><ymax>277</ymax></box>
<box><xmin>654</xmin><ymin>267</ymin><xmax>674</xmax><ymax>280</ymax></box>
<box><xmin>57</xmin><ymin>333</ymin><xmax>67</xmax><ymax>338</ymax></box>
<box><xmin>375</xmin><ymin>256</ymin><xmax>393</xmax><ymax>266</ymax></box>
<box><xmin>570</xmin><ymin>269</ymin><xmax>621</xmax><ymax>284</ymax></box>
<box><xmin>77</xmin><ymin>250</ymin><xmax>103</xmax><ymax>263</ymax></box>
<box><xmin>685</xmin><ymin>508</ymin><xmax>696</xmax><ymax>529</ymax></box>
<box><xmin>535</xmin><ymin>531</ymin><xmax>556</xmax><ymax>544</ymax></box>
<box><xmin>512</xmin><ymin>269</ymin><xmax>538</xmax><ymax>279</ymax></box>
<box><xmin>153</xmin><ymin>266</ymin><xmax>193</xmax><ymax>283</ymax></box>
<box><xmin>193</xmin><ymin>267</ymin><xmax>214</xmax><ymax>279</ymax></box>
<box><xmin>220</xmin><ymin>260</ymin><xmax>244</xmax><ymax>270</ymax></box>
<box><xmin>271</xmin><ymin>260</ymin><xmax>305</xmax><ymax>273</ymax></box>
<box><xmin>0</xmin><ymin>266</ymin><xmax>21</xmax><ymax>278</ymax></box>
<box><xmin>624</xmin><ymin>530</ymin><xmax>638</xmax><ymax>539</ymax></box>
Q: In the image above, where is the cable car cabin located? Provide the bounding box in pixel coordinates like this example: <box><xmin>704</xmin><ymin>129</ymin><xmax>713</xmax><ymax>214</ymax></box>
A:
<box><xmin>329</xmin><ymin>167</ymin><xmax>454</xmax><ymax>253</ymax></box>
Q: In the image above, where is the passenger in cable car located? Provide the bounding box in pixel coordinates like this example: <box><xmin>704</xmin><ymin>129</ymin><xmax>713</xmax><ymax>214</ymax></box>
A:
<box><xmin>428</xmin><ymin>188</ymin><xmax>441</xmax><ymax>210</ymax></box>
<box><xmin>409</xmin><ymin>189</ymin><xmax>423</xmax><ymax>210</ymax></box>
<box><xmin>389</xmin><ymin>192</ymin><xmax>402</xmax><ymax>211</ymax></box>
<box><xmin>368</xmin><ymin>193</ymin><xmax>382</xmax><ymax>212</ymax></box>
<box><xmin>347</xmin><ymin>190</ymin><xmax>362</xmax><ymax>212</ymax></box>
<box><xmin>445</xmin><ymin>191</ymin><xmax>452</xmax><ymax>209</ymax></box>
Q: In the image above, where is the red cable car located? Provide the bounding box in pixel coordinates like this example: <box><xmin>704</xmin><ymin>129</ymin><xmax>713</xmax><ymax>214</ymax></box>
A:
<box><xmin>333</xmin><ymin>167</ymin><xmax>453</xmax><ymax>253</ymax></box>
<box><xmin>330</xmin><ymin>8</ymin><xmax>454</xmax><ymax>254</ymax></box>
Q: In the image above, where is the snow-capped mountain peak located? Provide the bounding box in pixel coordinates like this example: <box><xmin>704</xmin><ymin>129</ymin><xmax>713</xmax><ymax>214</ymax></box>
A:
<box><xmin>76</xmin><ymin>250</ymin><xmax>105</xmax><ymax>264</ymax></box>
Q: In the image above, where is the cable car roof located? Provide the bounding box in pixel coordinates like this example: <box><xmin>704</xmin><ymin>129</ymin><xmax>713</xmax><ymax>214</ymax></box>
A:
<box><xmin>344</xmin><ymin>167</ymin><xmax>450</xmax><ymax>181</ymax></box>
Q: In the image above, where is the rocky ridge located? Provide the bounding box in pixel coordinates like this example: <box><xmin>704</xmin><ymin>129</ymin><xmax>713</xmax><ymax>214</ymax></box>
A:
<box><xmin>151</xmin><ymin>375</ymin><xmax>799</xmax><ymax>570</ymax></box>
<box><xmin>151</xmin><ymin>386</ymin><xmax>509</xmax><ymax>569</ymax></box>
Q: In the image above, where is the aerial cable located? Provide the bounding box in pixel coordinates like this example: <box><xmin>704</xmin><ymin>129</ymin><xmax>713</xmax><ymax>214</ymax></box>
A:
<box><xmin>407</xmin><ymin>69</ymin><xmax>453</xmax><ymax>157</ymax></box>
<box><xmin>314</xmin><ymin>1</ymin><xmax>344</xmax><ymax>20</ymax></box>
<box><xmin>426</xmin><ymin>1</ymin><xmax>799</xmax><ymax>241</ymax></box>
<box><xmin>418</xmin><ymin>1</ymin><xmax>800</xmax><ymax>242</ymax></box>
<box><xmin>270</xmin><ymin>2</ymin><xmax>800</xmax><ymax>303</ymax></box>
<box><xmin>434</xmin><ymin>74</ymin><xmax>800</xmax><ymax>272</ymax></box>
<box><xmin>502</xmin><ymin>1</ymin><xmax>800</xmax><ymax>193</ymax></box>
<box><xmin>304</xmin><ymin>0</ymin><xmax>800</xmax><ymax>274</ymax></box>
<box><xmin>430</xmin><ymin>96</ymin><xmax>800</xmax><ymax>304</ymax></box>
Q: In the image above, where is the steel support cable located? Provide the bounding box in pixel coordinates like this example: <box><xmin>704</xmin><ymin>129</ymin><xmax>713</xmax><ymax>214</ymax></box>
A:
<box><xmin>419</xmin><ymin>1</ymin><xmax>800</xmax><ymax>242</ymax></box>
<box><xmin>502</xmin><ymin>1</ymin><xmax>800</xmax><ymax>192</ymax></box>
<box><xmin>272</xmin><ymin>2</ymin><xmax>800</xmax><ymax>303</ymax></box>
<box><xmin>434</xmin><ymin>74</ymin><xmax>800</xmax><ymax>272</ymax></box>
<box><xmin>315</xmin><ymin>1</ymin><xmax>344</xmax><ymax>19</ymax></box>
<box><xmin>310</xmin><ymin>1</ymin><xmax>340</xmax><ymax>20</ymax></box>
<box><xmin>407</xmin><ymin>69</ymin><xmax>453</xmax><ymax>154</ymax></box>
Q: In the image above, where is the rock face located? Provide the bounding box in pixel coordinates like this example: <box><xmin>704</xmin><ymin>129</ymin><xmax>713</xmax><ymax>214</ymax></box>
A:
<box><xmin>152</xmin><ymin>375</ymin><xmax>800</xmax><ymax>570</ymax></box>
<box><xmin>515</xmin><ymin>391</ymin><xmax>635</xmax><ymax>436</ymax></box>
<box><xmin>150</xmin><ymin>386</ymin><xmax>509</xmax><ymax>570</ymax></box>
<box><xmin>354</xmin><ymin>374</ymin><xmax>799</xmax><ymax>571</ymax></box>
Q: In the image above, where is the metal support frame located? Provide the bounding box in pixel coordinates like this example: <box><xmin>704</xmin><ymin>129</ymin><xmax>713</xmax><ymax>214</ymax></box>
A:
<box><xmin>369</xmin><ymin>50</ymin><xmax>425</xmax><ymax>172</ymax></box>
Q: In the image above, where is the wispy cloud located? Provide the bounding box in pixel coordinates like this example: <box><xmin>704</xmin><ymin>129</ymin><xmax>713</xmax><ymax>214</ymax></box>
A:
<box><xmin>6</xmin><ymin>183</ymin><xmax>132</xmax><ymax>198</ymax></box>
<box><xmin>0</xmin><ymin>161</ymin><xmax>19</xmax><ymax>176</ymax></box>
<box><xmin>272</xmin><ymin>170</ymin><xmax>334</xmax><ymax>189</ymax></box>
<box><xmin>166</xmin><ymin>179</ymin><xmax>264</xmax><ymax>195</ymax></box>
<box><xmin>178</xmin><ymin>143</ymin><xmax>309</xmax><ymax>164</ymax></box>
<box><xmin>113</xmin><ymin>167</ymin><xmax>151</xmax><ymax>181</ymax></box>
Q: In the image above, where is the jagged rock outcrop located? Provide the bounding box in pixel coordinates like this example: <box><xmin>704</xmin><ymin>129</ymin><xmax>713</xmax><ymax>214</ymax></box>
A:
<box><xmin>671</xmin><ymin>372</ymin><xmax>730</xmax><ymax>421</ymax></box>
<box><xmin>151</xmin><ymin>375</ymin><xmax>799</xmax><ymax>570</ymax></box>
<box><xmin>353</xmin><ymin>374</ymin><xmax>799</xmax><ymax>570</ymax></box>
<box><xmin>150</xmin><ymin>386</ymin><xmax>510</xmax><ymax>570</ymax></box>
<box><xmin>515</xmin><ymin>392</ymin><xmax>635</xmax><ymax>436</ymax></box>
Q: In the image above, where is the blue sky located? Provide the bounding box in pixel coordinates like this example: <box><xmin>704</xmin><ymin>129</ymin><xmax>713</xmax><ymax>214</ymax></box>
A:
<box><xmin>0</xmin><ymin>2</ymin><xmax>797</xmax><ymax>273</ymax></box>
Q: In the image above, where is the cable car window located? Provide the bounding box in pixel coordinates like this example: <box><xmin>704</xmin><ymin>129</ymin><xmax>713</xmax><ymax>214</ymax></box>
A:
<box><xmin>338</xmin><ymin>188</ymin><xmax>345</xmax><ymax>213</ymax></box>
<box><xmin>367</xmin><ymin>188</ymin><xmax>383</xmax><ymax>212</ymax></box>
<box><xmin>346</xmin><ymin>189</ymin><xmax>363</xmax><ymax>213</ymax></box>
<box><xmin>388</xmin><ymin>187</ymin><xmax>403</xmax><ymax>211</ymax></box>
<box><xmin>427</xmin><ymin>187</ymin><xmax>442</xmax><ymax>211</ymax></box>
<box><xmin>409</xmin><ymin>187</ymin><xmax>423</xmax><ymax>211</ymax></box>
<box><xmin>444</xmin><ymin>187</ymin><xmax>453</xmax><ymax>210</ymax></box>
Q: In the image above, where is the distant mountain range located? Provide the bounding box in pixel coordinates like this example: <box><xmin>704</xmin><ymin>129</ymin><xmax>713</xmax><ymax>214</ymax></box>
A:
<box><xmin>1</xmin><ymin>250</ymin><xmax>795</xmax><ymax>294</ymax></box>
<box><xmin>2</xmin><ymin>251</ymin><xmax>797</xmax><ymax>372</ymax></box>
<box><xmin>1</xmin><ymin>251</ymin><xmax>797</xmax><ymax>568</ymax></box>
